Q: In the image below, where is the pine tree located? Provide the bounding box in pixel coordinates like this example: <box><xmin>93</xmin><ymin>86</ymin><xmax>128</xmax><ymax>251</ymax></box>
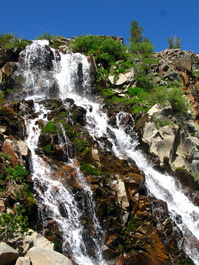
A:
<box><xmin>129</xmin><ymin>20</ymin><xmax>143</xmax><ymax>44</ymax></box>
<box><xmin>168</xmin><ymin>36</ymin><xmax>182</xmax><ymax>49</ymax></box>
<box><xmin>129</xmin><ymin>21</ymin><xmax>154</xmax><ymax>57</ymax></box>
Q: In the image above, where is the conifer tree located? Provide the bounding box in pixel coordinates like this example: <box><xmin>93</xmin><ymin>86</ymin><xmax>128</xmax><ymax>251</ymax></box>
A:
<box><xmin>129</xmin><ymin>20</ymin><xmax>154</xmax><ymax>57</ymax></box>
<box><xmin>168</xmin><ymin>36</ymin><xmax>182</xmax><ymax>49</ymax></box>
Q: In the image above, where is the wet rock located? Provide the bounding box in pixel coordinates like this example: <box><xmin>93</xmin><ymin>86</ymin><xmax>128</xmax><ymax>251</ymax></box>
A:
<box><xmin>102</xmin><ymin>245</ymin><xmax>119</xmax><ymax>260</ymax></box>
<box><xmin>0</xmin><ymin>106</ymin><xmax>25</xmax><ymax>138</ymax></box>
<box><xmin>123</xmin><ymin>172</ymin><xmax>145</xmax><ymax>200</ymax></box>
<box><xmin>0</xmin><ymin>242</ymin><xmax>19</xmax><ymax>265</ymax></box>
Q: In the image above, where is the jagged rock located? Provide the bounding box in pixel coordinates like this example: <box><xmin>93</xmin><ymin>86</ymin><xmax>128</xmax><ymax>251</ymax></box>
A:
<box><xmin>20</xmin><ymin>230</ymin><xmax>54</xmax><ymax>255</ymax></box>
<box><xmin>142</xmin><ymin>103</ymin><xmax>199</xmax><ymax>177</ymax></box>
<box><xmin>115</xmin><ymin>252</ymin><xmax>163</xmax><ymax>265</ymax></box>
<box><xmin>123</xmin><ymin>172</ymin><xmax>145</xmax><ymax>199</ymax></box>
<box><xmin>0</xmin><ymin>48</ymin><xmax>21</xmax><ymax>68</ymax></box>
<box><xmin>25</xmin><ymin>247</ymin><xmax>73</xmax><ymax>265</ymax></box>
<box><xmin>0</xmin><ymin>242</ymin><xmax>19</xmax><ymax>265</ymax></box>
<box><xmin>108</xmin><ymin>69</ymin><xmax>136</xmax><ymax>87</ymax></box>
<box><xmin>109</xmin><ymin>174</ymin><xmax>129</xmax><ymax>209</ymax></box>
<box><xmin>15</xmin><ymin>257</ymin><xmax>31</xmax><ymax>265</ymax></box>
<box><xmin>2</xmin><ymin>138</ymin><xmax>24</xmax><ymax>166</ymax></box>
<box><xmin>102</xmin><ymin>245</ymin><xmax>119</xmax><ymax>260</ymax></box>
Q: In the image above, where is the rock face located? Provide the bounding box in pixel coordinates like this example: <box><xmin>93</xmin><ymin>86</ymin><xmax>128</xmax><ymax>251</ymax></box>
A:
<box><xmin>141</xmin><ymin>103</ymin><xmax>199</xmax><ymax>177</ymax></box>
<box><xmin>0</xmin><ymin>242</ymin><xmax>19</xmax><ymax>265</ymax></box>
<box><xmin>25</xmin><ymin>247</ymin><xmax>73</xmax><ymax>265</ymax></box>
<box><xmin>1</xmin><ymin>43</ymin><xmax>198</xmax><ymax>265</ymax></box>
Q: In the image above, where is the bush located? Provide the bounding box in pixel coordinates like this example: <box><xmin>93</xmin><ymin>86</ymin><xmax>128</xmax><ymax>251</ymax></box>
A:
<box><xmin>6</xmin><ymin>165</ymin><xmax>29</xmax><ymax>183</ymax></box>
<box><xmin>150</xmin><ymin>86</ymin><xmax>189</xmax><ymax>113</ymax></box>
<box><xmin>70</xmin><ymin>35</ymin><xmax>128</xmax><ymax>69</ymax></box>
<box><xmin>129</xmin><ymin>39</ymin><xmax>154</xmax><ymax>57</ymax></box>
<box><xmin>36</xmin><ymin>32</ymin><xmax>56</xmax><ymax>40</ymax></box>
<box><xmin>0</xmin><ymin>33</ymin><xmax>30</xmax><ymax>49</ymax></box>
<box><xmin>0</xmin><ymin>205</ymin><xmax>29</xmax><ymax>241</ymax></box>
<box><xmin>80</xmin><ymin>163</ymin><xmax>101</xmax><ymax>175</ymax></box>
<box><xmin>41</xmin><ymin>121</ymin><xmax>57</xmax><ymax>133</ymax></box>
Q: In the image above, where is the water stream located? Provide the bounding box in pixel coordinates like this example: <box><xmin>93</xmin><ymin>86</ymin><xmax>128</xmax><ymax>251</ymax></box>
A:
<box><xmin>19</xmin><ymin>40</ymin><xmax>199</xmax><ymax>264</ymax></box>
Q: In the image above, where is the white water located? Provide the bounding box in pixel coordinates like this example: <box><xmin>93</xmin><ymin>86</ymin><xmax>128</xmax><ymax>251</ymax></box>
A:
<box><xmin>22</xmin><ymin>41</ymin><xmax>107</xmax><ymax>265</ymax></box>
<box><xmin>21</xmin><ymin>40</ymin><xmax>199</xmax><ymax>264</ymax></box>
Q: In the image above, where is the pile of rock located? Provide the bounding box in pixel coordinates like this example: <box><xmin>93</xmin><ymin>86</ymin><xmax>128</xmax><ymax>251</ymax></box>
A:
<box><xmin>0</xmin><ymin>231</ymin><xmax>73</xmax><ymax>265</ymax></box>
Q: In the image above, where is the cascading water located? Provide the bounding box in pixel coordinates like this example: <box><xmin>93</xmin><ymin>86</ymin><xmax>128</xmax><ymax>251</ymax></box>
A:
<box><xmin>21</xmin><ymin>41</ymin><xmax>107</xmax><ymax>265</ymax></box>
<box><xmin>18</xmin><ymin>40</ymin><xmax>199</xmax><ymax>264</ymax></box>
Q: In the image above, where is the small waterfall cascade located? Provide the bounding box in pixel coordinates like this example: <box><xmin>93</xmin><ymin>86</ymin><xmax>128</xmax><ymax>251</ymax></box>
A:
<box><xmin>17</xmin><ymin>40</ymin><xmax>199</xmax><ymax>264</ymax></box>
<box><xmin>21</xmin><ymin>41</ymin><xmax>107</xmax><ymax>265</ymax></box>
<box><xmin>81</xmin><ymin>106</ymin><xmax>199</xmax><ymax>264</ymax></box>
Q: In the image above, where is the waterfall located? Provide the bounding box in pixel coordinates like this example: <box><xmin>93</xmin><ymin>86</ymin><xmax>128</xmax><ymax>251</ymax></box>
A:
<box><xmin>82</xmin><ymin>106</ymin><xmax>199</xmax><ymax>264</ymax></box>
<box><xmin>21</xmin><ymin>41</ymin><xmax>107</xmax><ymax>265</ymax></box>
<box><xmin>18</xmin><ymin>40</ymin><xmax>199</xmax><ymax>264</ymax></box>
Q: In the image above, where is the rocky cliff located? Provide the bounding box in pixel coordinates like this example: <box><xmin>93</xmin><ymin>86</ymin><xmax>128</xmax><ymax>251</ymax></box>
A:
<box><xmin>0</xmin><ymin>40</ymin><xmax>199</xmax><ymax>265</ymax></box>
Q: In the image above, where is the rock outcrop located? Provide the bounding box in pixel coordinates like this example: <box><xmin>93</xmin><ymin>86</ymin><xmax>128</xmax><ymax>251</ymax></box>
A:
<box><xmin>141</xmin><ymin>103</ymin><xmax>199</xmax><ymax>177</ymax></box>
<box><xmin>0</xmin><ymin>242</ymin><xmax>19</xmax><ymax>265</ymax></box>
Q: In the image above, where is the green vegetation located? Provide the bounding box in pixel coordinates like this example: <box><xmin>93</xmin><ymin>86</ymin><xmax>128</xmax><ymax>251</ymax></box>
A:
<box><xmin>43</xmin><ymin>143</ymin><xmax>53</xmax><ymax>153</ymax></box>
<box><xmin>128</xmin><ymin>21</ymin><xmax>154</xmax><ymax>57</ymax></box>
<box><xmin>41</xmin><ymin>121</ymin><xmax>57</xmax><ymax>133</ymax></box>
<box><xmin>80</xmin><ymin>163</ymin><xmax>101</xmax><ymax>175</ymax></box>
<box><xmin>74</xmin><ymin>139</ymin><xmax>89</xmax><ymax>153</ymax></box>
<box><xmin>0</xmin><ymin>205</ymin><xmax>29</xmax><ymax>241</ymax></box>
<box><xmin>6</xmin><ymin>165</ymin><xmax>29</xmax><ymax>183</ymax></box>
<box><xmin>0</xmin><ymin>33</ymin><xmax>30</xmax><ymax>49</ymax></box>
<box><xmin>168</xmin><ymin>36</ymin><xmax>182</xmax><ymax>49</ymax></box>
<box><xmin>36</xmin><ymin>32</ymin><xmax>63</xmax><ymax>41</ymax></box>
<box><xmin>70</xmin><ymin>35</ymin><xmax>128</xmax><ymax>69</ymax></box>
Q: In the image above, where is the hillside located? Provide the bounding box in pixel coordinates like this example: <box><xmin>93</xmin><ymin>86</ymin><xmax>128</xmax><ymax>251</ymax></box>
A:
<box><xmin>0</xmin><ymin>36</ymin><xmax>199</xmax><ymax>265</ymax></box>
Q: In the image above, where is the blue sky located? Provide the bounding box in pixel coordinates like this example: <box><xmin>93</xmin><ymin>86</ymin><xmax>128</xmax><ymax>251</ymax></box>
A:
<box><xmin>2</xmin><ymin>0</ymin><xmax>199</xmax><ymax>53</ymax></box>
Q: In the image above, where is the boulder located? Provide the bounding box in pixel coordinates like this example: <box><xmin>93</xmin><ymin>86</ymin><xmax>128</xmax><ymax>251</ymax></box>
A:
<box><xmin>109</xmin><ymin>174</ymin><xmax>129</xmax><ymax>209</ymax></box>
<box><xmin>0</xmin><ymin>242</ymin><xmax>19</xmax><ymax>265</ymax></box>
<box><xmin>141</xmin><ymin>103</ymin><xmax>199</xmax><ymax>177</ymax></box>
<box><xmin>2</xmin><ymin>139</ymin><xmax>23</xmax><ymax>166</ymax></box>
<box><xmin>25</xmin><ymin>247</ymin><xmax>73</xmax><ymax>265</ymax></box>
<box><xmin>15</xmin><ymin>257</ymin><xmax>31</xmax><ymax>265</ymax></box>
<box><xmin>21</xmin><ymin>230</ymin><xmax>54</xmax><ymax>254</ymax></box>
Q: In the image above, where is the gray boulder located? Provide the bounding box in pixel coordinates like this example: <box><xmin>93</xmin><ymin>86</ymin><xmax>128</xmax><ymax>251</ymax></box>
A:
<box><xmin>15</xmin><ymin>257</ymin><xmax>31</xmax><ymax>265</ymax></box>
<box><xmin>25</xmin><ymin>247</ymin><xmax>73</xmax><ymax>265</ymax></box>
<box><xmin>0</xmin><ymin>242</ymin><xmax>19</xmax><ymax>265</ymax></box>
<box><xmin>142</xmin><ymin>103</ymin><xmax>199</xmax><ymax>177</ymax></box>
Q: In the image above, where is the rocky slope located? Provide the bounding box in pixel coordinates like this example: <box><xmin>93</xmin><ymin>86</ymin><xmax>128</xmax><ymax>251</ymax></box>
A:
<box><xmin>0</xmin><ymin>41</ymin><xmax>199</xmax><ymax>265</ymax></box>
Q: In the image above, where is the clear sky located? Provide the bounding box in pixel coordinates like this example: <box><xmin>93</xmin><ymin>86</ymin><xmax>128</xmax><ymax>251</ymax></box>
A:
<box><xmin>2</xmin><ymin>0</ymin><xmax>199</xmax><ymax>53</ymax></box>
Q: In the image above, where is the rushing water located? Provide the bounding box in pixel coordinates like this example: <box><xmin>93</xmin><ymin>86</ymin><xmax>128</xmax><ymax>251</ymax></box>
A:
<box><xmin>19</xmin><ymin>40</ymin><xmax>199</xmax><ymax>264</ymax></box>
<box><xmin>22</xmin><ymin>41</ymin><xmax>107</xmax><ymax>265</ymax></box>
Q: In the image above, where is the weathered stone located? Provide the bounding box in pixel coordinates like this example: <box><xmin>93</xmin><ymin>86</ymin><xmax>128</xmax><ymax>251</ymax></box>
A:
<box><xmin>16</xmin><ymin>257</ymin><xmax>31</xmax><ymax>265</ymax></box>
<box><xmin>0</xmin><ymin>242</ymin><xmax>19</xmax><ymax>265</ymax></box>
<box><xmin>2</xmin><ymin>138</ymin><xmax>22</xmax><ymax>166</ymax></box>
<box><xmin>0</xmin><ymin>199</ymin><xmax>6</xmax><ymax>213</ymax></box>
<box><xmin>21</xmin><ymin>230</ymin><xmax>54</xmax><ymax>254</ymax></box>
<box><xmin>142</xmin><ymin>103</ymin><xmax>199</xmax><ymax>177</ymax></box>
<box><xmin>26</xmin><ymin>247</ymin><xmax>73</xmax><ymax>265</ymax></box>
<box><xmin>123</xmin><ymin>172</ymin><xmax>145</xmax><ymax>199</ymax></box>
<box><xmin>109</xmin><ymin>174</ymin><xmax>129</xmax><ymax>209</ymax></box>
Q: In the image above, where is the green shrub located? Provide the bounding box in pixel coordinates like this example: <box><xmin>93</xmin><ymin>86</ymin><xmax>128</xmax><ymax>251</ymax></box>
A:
<box><xmin>80</xmin><ymin>163</ymin><xmax>101</xmax><ymax>175</ymax></box>
<box><xmin>6</xmin><ymin>165</ymin><xmax>28</xmax><ymax>183</ymax></box>
<box><xmin>0</xmin><ymin>205</ymin><xmax>29</xmax><ymax>241</ymax></box>
<box><xmin>36</xmin><ymin>32</ymin><xmax>56</xmax><ymax>40</ymax></box>
<box><xmin>150</xmin><ymin>86</ymin><xmax>189</xmax><ymax>113</ymax></box>
<box><xmin>41</xmin><ymin>121</ymin><xmax>57</xmax><ymax>133</ymax></box>
<box><xmin>0</xmin><ymin>33</ymin><xmax>30</xmax><ymax>49</ymax></box>
<box><xmin>74</xmin><ymin>139</ymin><xmax>89</xmax><ymax>153</ymax></box>
<box><xmin>129</xmin><ymin>39</ymin><xmax>154</xmax><ymax>57</ymax></box>
<box><xmin>70</xmin><ymin>35</ymin><xmax>128</xmax><ymax>69</ymax></box>
<box><xmin>43</xmin><ymin>143</ymin><xmax>53</xmax><ymax>153</ymax></box>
